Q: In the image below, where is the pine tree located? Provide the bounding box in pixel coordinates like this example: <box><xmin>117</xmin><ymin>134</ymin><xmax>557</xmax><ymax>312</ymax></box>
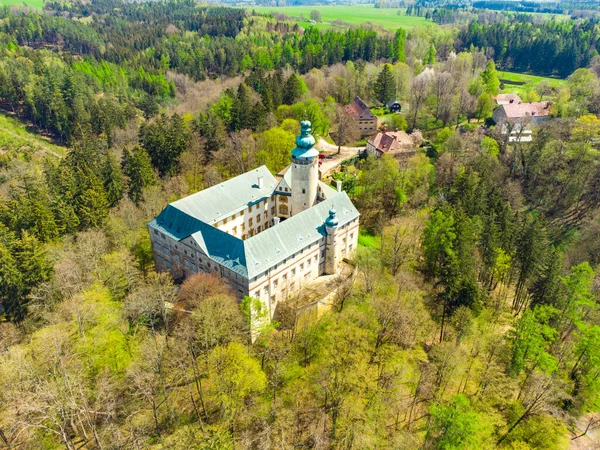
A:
<box><xmin>374</xmin><ymin>63</ymin><xmax>396</xmax><ymax>105</ymax></box>
<box><xmin>283</xmin><ymin>73</ymin><xmax>305</xmax><ymax>105</ymax></box>
<box><xmin>102</xmin><ymin>152</ymin><xmax>124</xmax><ymax>207</ymax></box>
<box><xmin>122</xmin><ymin>146</ymin><xmax>156</xmax><ymax>205</ymax></box>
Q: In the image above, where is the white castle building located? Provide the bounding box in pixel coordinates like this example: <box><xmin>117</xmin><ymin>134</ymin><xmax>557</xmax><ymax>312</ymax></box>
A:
<box><xmin>148</xmin><ymin>121</ymin><xmax>360</xmax><ymax>317</ymax></box>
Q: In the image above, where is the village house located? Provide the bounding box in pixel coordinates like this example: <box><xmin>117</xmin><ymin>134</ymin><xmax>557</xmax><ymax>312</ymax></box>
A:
<box><xmin>366</xmin><ymin>129</ymin><xmax>415</xmax><ymax>162</ymax></box>
<box><xmin>148</xmin><ymin>121</ymin><xmax>360</xmax><ymax>319</ymax></box>
<box><xmin>346</xmin><ymin>96</ymin><xmax>378</xmax><ymax>136</ymax></box>
<box><xmin>492</xmin><ymin>101</ymin><xmax>552</xmax><ymax>142</ymax></box>
<box><xmin>386</xmin><ymin>98</ymin><xmax>401</xmax><ymax>113</ymax></box>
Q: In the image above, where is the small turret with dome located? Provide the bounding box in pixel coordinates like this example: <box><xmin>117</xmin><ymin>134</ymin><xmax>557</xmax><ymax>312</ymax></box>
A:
<box><xmin>292</xmin><ymin>121</ymin><xmax>320</xmax><ymax>160</ymax></box>
<box><xmin>325</xmin><ymin>209</ymin><xmax>339</xmax><ymax>228</ymax></box>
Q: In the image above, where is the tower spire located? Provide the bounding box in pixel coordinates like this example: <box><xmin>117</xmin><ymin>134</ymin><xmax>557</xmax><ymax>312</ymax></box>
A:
<box><xmin>291</xmin><ymin>120</ymin><xmax>319</xmax><ymax>215</ymax></box>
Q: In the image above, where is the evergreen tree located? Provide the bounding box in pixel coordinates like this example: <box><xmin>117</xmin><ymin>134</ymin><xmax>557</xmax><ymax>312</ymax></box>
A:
<box><xmin>122</xmin><ymin>146</ymin><xmax>156</xmax><ymax>205</ymax></box>
<box><xmin>102</xmin><ymin>152</ymin><xmax>124</xmax><ymax>207</ymax></box>
<box><xmin>374</xmin><ymin>64</ymin><xmax>396</xmax><ymax>105</ymax></box>
<box><xmin>283</xmin><ymin>73</ymin><xmax>305</xmax><ymax>105</ymax></box>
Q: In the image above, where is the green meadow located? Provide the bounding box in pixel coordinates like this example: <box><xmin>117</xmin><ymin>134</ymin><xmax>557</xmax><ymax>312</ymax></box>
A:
<box><xmin>498</xmin><ymin>71</ymin><xmax>566</xmax><ymax>98</ymax></box>
<box><xmin>251</xmin><ymin>5</ymin><xmax>431</xmax><ymax>31</ymax></box>
<box><xmin>0</xmin><ymin>0</ymin><xmax>43</xmax><ymax>8</ymax></box>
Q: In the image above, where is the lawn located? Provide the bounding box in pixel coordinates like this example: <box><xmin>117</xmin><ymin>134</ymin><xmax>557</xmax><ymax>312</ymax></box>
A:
<box><xmin>251</xmin><ymin>5</ymin><xmax>431</xmax><ymax>31</ymax></box>
<box><xmin>358</xmin><ymin>229</ymin><xmax>381</xmax><ymax>249</ymax></box>
<box><xmin>498</xmin><ymin>70</ymin><xmax>566</xmax><ymax>98</ymax></box>
<box><xmin>0</xmin><ymin>0</ymin><xmax>43</xmax><ymax>8</ymax></box>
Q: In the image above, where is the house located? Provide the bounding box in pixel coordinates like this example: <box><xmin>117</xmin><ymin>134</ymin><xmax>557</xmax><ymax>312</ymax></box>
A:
<box><xmin>492</xmin><ymin>101</ymin><xmax>551</xmax><ymax>143</ymax></box>
<box><xmin>495</xmin><ymin>93</ymin><xmax>522</xmax><ymax>106</ymax></box>
<box><xmin>148</xmin><ymin>121</ymin><xmax>360</xmax><ymax>320</ymax></box>
<box><xmin>345</xmin><ymin>96</ymin><xmax>378</xmax><ymax>136</ymax></box>
<box><xmin>386</xmin><ymin>99</ymin><xmax>401</xmax><ymax>113</ymax></box>
<box><xmin>366</xmin><ymin>130</ymin><xmax>415</xmax><ymax>162</ymax></box>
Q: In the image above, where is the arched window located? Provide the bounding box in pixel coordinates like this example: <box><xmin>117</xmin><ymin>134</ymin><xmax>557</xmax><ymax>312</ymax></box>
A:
<box><xmin>279</xmin><ymin>205</ymin><xmax>288</xmax><ymax>215</ymax></box>
<box><xmin>279</xmin><ymin>195</ymin><xmax>288</xmax><ymax>203</ymax></box>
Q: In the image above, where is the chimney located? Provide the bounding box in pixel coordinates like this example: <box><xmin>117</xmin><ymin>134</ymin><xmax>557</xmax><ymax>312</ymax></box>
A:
<box><xmin>336</xmin><ymin>180</ymin><xmax>342</xmax><ymax>192</ymax></box>
<box><xmin>257</xmin><ymin>176</ymin><xmax>264</xmax><ymax>189</ymax></box>
<box><xmin>273</xmin><ymin>217</ymin><xmax>281</xmax><ymax>225</ymax></box>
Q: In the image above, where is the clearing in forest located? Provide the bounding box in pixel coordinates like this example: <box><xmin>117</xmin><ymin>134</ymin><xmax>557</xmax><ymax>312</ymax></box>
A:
<box><xmin>251</xmin><ymin>5</ymin><xmax>431</xmax><ymax>31</ymax></box>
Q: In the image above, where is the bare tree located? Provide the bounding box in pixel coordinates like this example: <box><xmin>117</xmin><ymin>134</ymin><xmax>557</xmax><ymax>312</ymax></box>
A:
<box><xmin>331</xmin><ymin>105</ymin><xmax>360</xmax><ymax>154</ymax></box>
<box><xmin>409</xmin><ymin>74</ymin><xmax>430</xmax><ymax>130</ymax></box>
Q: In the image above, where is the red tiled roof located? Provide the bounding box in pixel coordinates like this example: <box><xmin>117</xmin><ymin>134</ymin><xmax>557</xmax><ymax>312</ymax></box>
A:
<box><xmin>346</xmin><ymin>96</ymin><xmax>377</xmax><ymax>121</ymax></box>
<box><xmin>495</xmin><ymin>94</ymin><xmax>522</xmax><ymax>105</ymax></box>
<box><xmin>368</xmin><ymin>130</ymin><xmax>413</xmax><ymax>154</ymax></box>
<box><xmin>501</xmin><ymin>101</ymin><xmax>551</xmax><ymax>118</ymax></box>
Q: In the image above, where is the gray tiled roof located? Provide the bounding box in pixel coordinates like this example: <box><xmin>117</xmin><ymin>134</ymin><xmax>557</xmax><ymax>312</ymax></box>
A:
<box><xmin>244</xmin><ymin>192</ymin><xmax>358</xmax><ymax>278</ymax></box>
<box><xmin>148</xmin><ymin>183</ymin><xmax>359</xmax><ymax>280</ymax></box>
<box><xmin>170</xmin><ymin>166</ymin><xmax>277</xmax><ymax>224</ymax></box>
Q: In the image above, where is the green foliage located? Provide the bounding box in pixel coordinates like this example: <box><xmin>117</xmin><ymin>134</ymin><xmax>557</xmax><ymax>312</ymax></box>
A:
<box><xmin>374</xmin><ymin>63</ymin><xmax>396</xmax><ymax>104</ymax></box>
<box><xmin>121</xmin><ymin>146</ymin><xmax>156</xmax><ymax>204</ymax></box>
<box><xmin>256</xmin><ymin>126</ymin><xmax>295</xmax><ymax>173</ymax></box>
<box><xmin>428</xmin><ymin>395</ymin><xmax>489</xmax><ymax>449</ymax></box>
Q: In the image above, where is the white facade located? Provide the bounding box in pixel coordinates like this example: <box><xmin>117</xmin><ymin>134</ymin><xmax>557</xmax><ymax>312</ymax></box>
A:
<box><xmin>148</xmin><ymin>121</ymin><xmax>360</xmax><ymax>319</ymax></box>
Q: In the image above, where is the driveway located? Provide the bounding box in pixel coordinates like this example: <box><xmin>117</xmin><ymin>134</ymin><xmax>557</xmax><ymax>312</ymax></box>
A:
<box><xmin>315</xmin><ymin>139</ymin><xmax>364</xmax><ymax>177</ymax></box>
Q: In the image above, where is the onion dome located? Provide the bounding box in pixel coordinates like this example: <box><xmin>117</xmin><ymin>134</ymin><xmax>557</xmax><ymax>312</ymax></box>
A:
<box><xmin>325</xmin><ymin>208</ymin><xmax>339</xmax><ymax>227</ymax></box>
<box><xmin>291</xmin><ymin>120</ymin><xmax>319</xmax><ymax>159</ymax></box>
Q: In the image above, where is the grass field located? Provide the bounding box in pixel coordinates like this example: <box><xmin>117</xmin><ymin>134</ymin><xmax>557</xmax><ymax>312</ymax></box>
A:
<box><xmin>498</xmin><ymin>71</ymin><xmax>566</xmax><ymax>98</ymax></box>
<box><xmin>358</xmin><ymin>229</ymin><xmax>380</xmax><ymax>249</ymax></box>
<box><xmin>251</xmin><ymin>5</ymin><xmax>431</xmax><ymax>31</ymax></box>
<box><xmin>0</xmin><ymin>0</ymin><xmax>43</xmax><ymax>8</ymax></box>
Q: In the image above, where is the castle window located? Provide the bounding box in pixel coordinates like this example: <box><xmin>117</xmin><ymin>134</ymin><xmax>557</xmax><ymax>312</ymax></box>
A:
<box><xmin>279</xmin><ymin>195</ymin><xmax>288</xmax><ymax>203</ymax></box>
<box><xmin>300</xmin><ymin>263</ymin><xmax>304</xmax><ymax>271</ymax></box>
<box><xmin>279</xmin><ymin>205</ymin><xmax>288</xmax><ymax>215</ymax></box>
<box><xmin>254</xmin><ymin>291</ymin><xmax>260</xmax><ymax>298</ymax></box>
<box><xmin>249</xmin><ymin>218</ymin><xmax>253</xmax><ymax>226</ymax></box>
<box><xmin>223</xmin><ymin>218</ymin><xmax>227</xmax><ymax>225</ymax></box>
<box><xmin>292</xmin><ymin>268</ymin><xmax>296</xmax><ymax>277</ymax></box>
<box><xmin>241</xmin><ymin>223</ymin><xmax>245</xmax><ymax>231</ymax></box>
<box><xmin>257</xmin><ymin>214</ymin><xmax>261</xmax><ymax>223</ymax></box>
<box><xmin>232</xmin><ymin>226</ymin><xmax>237</xmax><ymax>235</ymax></box>
<box><xmin>232</xmin><ymin>213</ymin><xmax>236</xmax><ymax>220</ymax></box>
<box><xmin>161</xmin><ymin>233</ymin><xmax>165</xmax><ymax>239</ymax></box>
<box><xmin>271</xmin><ymin>206</ymin><xmax>275</xmax><ymax>215</ymax></box>
<box><xmin>273</xmin><ymin>279</ymin><xmax>278</xmax><ymax>287</ymax></box>
<box><xmin>249</xmin><ymin>205</ymin><xmax>252</xmax><ymax>212</ymax></box>
<box><xmin>153</xmin><ymin>229</ymin><xmax>158</xmax><ymax>235</ymax></box>
<box><xmin>264</xmin><ymin>212</ymin><xmax>268</xmax><ymax>220</ymax></box>
<box><xmin>282</xmin><ymin>274</ymin><xmax>287</xmax><ymax>281</ymax></box>
<box><xmin>302</xmin><ymin>189</ymin><xmax>306</xmax><ymax>194</ymax></box>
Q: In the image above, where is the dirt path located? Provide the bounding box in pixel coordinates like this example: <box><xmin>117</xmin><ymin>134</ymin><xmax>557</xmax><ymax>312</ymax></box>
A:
<box><xmin>315</xmin><ymin>138</ymin><xmax>364</xmax><ymax>177</ymax></box>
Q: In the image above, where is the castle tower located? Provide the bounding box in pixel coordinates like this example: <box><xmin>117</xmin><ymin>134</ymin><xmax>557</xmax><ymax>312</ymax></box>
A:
<box><xmin>325</xmin><ymin>208</ymin><xmax>339</xmax><ymax>275</ymax></box>
<box><xmin>291</xmin><ymin>120</ymin><xmax>319</xmax><ymax>215</ymax></box>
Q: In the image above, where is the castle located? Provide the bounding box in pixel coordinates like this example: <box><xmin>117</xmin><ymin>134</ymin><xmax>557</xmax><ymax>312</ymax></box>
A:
<box><xmin>148</xmin><ymin>121</ymin><xmax>360</xmax><ymax>317</ymax></box>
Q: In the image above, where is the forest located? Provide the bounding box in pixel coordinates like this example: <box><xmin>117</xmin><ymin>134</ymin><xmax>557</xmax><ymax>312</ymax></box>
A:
<box><xmin>2</xmin><ymin>0</ymin><xmax>600</xmax><ymax>448</ymax></box>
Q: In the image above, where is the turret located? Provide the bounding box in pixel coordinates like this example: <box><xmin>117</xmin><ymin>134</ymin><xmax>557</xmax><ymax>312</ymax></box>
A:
<box><xmin>325</xmin><ymin>208</ymin><xmax>339</xmax><ymax>274</ymax></box>
<box><xmin>291</xmin><ymin>121</ymin><xmax>319</xmax><ymax>215</ymax></box>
